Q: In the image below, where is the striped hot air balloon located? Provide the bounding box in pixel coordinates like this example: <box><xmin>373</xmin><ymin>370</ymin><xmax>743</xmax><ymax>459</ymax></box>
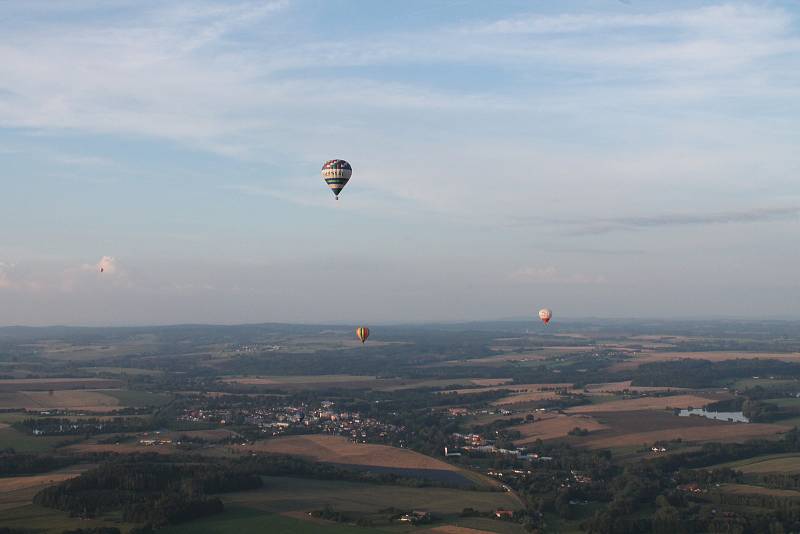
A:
<box><xmin>356</xmin><ymin>326</ymin><xmax>370</xmax><ymax>344</ymax></box>
<box><xmin>321</xmin><ymin>159</ymin><xmax>352</xmax><ymax>200</ymax></box>
<box><xmin>538</xmin><ymin>308</ymin><xmax>552</xmax><ymax>325</ymax></box>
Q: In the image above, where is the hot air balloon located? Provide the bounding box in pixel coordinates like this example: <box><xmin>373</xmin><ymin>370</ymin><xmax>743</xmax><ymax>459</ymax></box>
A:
<box><xmin>538</xmin><ymin>308</ymin><xmax>552</xmax><ymax>325</ymax></box>
<box><xmin>321</xmin><ymin>159</ymin><xmax>352</xmax><ymax>200</ymax></box>
<box><xmin>356</xmin><ymin>326</ymin><xmax>370</xmax><ymax>344</ymax></box>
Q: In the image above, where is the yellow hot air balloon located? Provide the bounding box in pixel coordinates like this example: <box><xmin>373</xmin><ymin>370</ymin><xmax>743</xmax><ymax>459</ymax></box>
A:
<box><xmin>356</xmin><ymin>326</ymin><xmax>370</xmax><ymax>344</ymax></box>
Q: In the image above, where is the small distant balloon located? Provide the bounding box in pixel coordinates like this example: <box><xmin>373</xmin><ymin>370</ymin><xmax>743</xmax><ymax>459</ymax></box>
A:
<box><xmin>321</xmin><ymin>159</ymin><xmax>352</xmax><ymax>200</ymax></box>
<box><xmin>538</xmin><ymin>308</ymin><xmax>552</xmax><ymax>325</ymax></box>
<box><xmin>356</xmin><ymin>326</ymin><xmax>370</xmax><ymax>344</ymax></box>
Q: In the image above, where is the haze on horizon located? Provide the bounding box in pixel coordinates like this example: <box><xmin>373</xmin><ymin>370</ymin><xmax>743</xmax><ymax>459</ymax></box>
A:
<box><xmin>2</xmin><ymin>0</ymin><xmax>799</xmax><ymax>326</ymax></box>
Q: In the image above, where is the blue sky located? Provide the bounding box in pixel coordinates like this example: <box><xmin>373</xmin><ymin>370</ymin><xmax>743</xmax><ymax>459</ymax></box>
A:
<box><xmin>1</xmin><ymin>0</ymin><xmax>799</xmax><ymax>325</ymax></box>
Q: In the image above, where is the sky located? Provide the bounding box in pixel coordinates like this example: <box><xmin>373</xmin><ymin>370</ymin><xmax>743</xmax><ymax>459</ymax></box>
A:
<box><xmin>1</xmin><ymin>0</ymin><xmax>800</xmax><ymax>325</ymax></box>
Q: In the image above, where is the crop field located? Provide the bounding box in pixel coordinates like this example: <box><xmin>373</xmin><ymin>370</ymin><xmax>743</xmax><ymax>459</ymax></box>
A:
<box><xmin>0</xmin><ymin>378</ymin><xmax>121</xmax><ymax>392</ymax></box>
<box><xmin>549</xmin><ymin>410</ymin><xmax>789</xmax><ymax>450</ymax></box>
<box><xmin>714</xmin><ymin>454</ymin><xmax>800</xmax><ymax>474</ymax></box>
<box><xmin>227</xmin><ymin>476</ymin><xmax>519</xmax><ymax>516</ymax></box>
<box><xmin>221</xmin><ymin>375</ymin><xmax>379</xmax><ymax>389</ymax></box>
<box><xmin>0</xmin><ymin>465</ymin><xmax>91</xmax><ymax>512</ymax></box>
<box><xmin>612</xmin><ymin>351</ymin><xmax>800</xmax><ymax>370</ymax></box>
<box><xmin>21</xmin><ymin>339</ymin><xmax>159</xmax><ymax>361</ymax></box>
<box><xmin>0</xmin><ymin>389</ymin><xmax>122</xmax><ymax>411</ymax></box>
<box><xmin>719</xmin><ymin>483</ymin><xmax>800</xmax><ymax>498</ymax></box>
<box><xmin>80</xmin><ymin>366</ymin><xmax>164</xmax><ymax>376</ymax></box>
<box><xmin>161</xmin><ymin>506</ymin><xmax>377</xmax><ymax>533</ymax></box>
<box><xmin>237</xmin><ymin>435</ymin><xmax>462</xmax><ymax>472</ymax></box>
<box><xmin>453</xmin><ymin>352</ymin><xmax>547</xmax><ymax>365</ymax></box>
<box><xmin>450</xmin><ymin>382</ymin><xmax>573</xmax><ymax>395</ymax></box>
<box><xmin>582</xmin><ymin>423</ymin><xmax>786</xmax><ymax>449</ymax></box>
<box><xmin>0</xmin><ymin>427</ymin><xmax>73</xmax><ymax>452</ymax></box>
<box><xmin>0</xmin><ymin>504</ymin><xmax>135</xmax><ymax>533</ymax></box>
<box><xmin>102</xmin><ymin>389</ymin><xmax>172</xmax><ymax>406</ymax></box>
<box><xmin>583</xmin><ymin>381</ymin><xmax>687</xmax><ymax>393</ymax></box>
<box><xmin>511</xmin><ymin>414</ymin><xmax>608</xmax><ymax>443</ymax></box>
<box><xmin>566</xmin><ymin>394</ymin><xmax>722</xmax><ymax>413</ymax></box>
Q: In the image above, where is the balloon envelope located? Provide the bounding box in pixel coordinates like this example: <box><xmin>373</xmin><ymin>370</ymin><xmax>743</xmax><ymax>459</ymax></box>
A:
<box><xmin>356</xmin><ymin>326</ymin><xmax>370</xmax><ymax>343</ymax></box>
<box><xmin>538</xmin><ymin>308</ymin><xmax>552</xmax><ymax>324</ymax></box>
<box><xmin>321</xmin><ymin>159</ymin><xmax>352</xmax><ymax>199</ymax></box>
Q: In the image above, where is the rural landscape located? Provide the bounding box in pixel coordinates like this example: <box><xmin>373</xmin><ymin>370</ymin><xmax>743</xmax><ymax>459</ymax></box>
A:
<box><xmin>2</xmin><ymin>320</ymin><xmax>800</xmax><ymax>533</ymax></box>
<box><xmin>4</xmin><ymin>0</ymin><xmax>800</xmax><ymax>533</ymax></box>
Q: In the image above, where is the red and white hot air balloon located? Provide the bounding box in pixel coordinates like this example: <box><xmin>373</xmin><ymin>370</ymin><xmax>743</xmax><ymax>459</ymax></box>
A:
<box><xmin>538</xmin><ymin>308</ymin><xmax>552</xmax><ymax>325</ymax></box>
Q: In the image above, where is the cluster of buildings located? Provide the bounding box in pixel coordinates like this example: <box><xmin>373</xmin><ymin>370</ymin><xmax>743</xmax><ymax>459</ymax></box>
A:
<box><xmin>445</xmin><ymin>433</ymin><xmax>549</xmax><ymax>461</ymax></box>
<box><xmin>178</xmin><ymin>400</ymin><xmax>403</xmax><ymax>443</ymax></box>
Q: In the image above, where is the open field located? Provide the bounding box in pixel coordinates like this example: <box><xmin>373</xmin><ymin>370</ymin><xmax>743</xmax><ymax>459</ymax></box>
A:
<box><xmin>511</xmin><ymin>414</ymin><xmax>609</xmax><ymax>443</ymax></box>
<box><xmin>0</xmin><ymin>504</ymin><xmax>135</xmax><ymax>533</ymax></box>
<box><xmin>161</xmin><ymin>506</ymin><xmax>377</xmax><ymax>534</ymax></box>
<box><xmin>80</xmin><ymin>366</ymin><xmax>164</xmax><ymax>376</ymax></box>
<box><xmin>237</xmin><ymin>435</ymin><xmax>461</xmax><ymax>472</ymax></box>
<box><xmin>714</xmin><ymin>454</ymin><xmax>800</xmax><ymax>474</ymax></box>
<box><xmin>221</xmin><ymin>375</ymin><xmax>380</xmax><ymax>390</ymax></box>
<box><xmin>733</xmin><ymin>378</ymin><xmax>800</xmax><ymax>390</ymax></box>
<box><xmin>102</xmin><ymin>389</ymin><xmax>172</xmax><ymax>406</ymax></box>
<box><xmin>612</xmin><ymin>351</ymin><xmax>800</xmax><ymax>371</ymax></box>
<box><xmin>549</xmin><ymin>410</ymin><xmax>789</xmax><ymax>450</ymax></box>
<box><xmin>228</xmin><ymin>476</ymin><xmax>519</xmax><ymax>516</ymax></box>
<box><xmin>0</xmin><ymin>464</ymin><xmax>92</xmax><ymax>512</ymax></box>
<box><xmin>0</xmin><ymin>389</ymin><xmax>122</xmax><ymax>411</ymax></box>
<box><xmin>582</xmin><ymin>423</ymin><xmax>786</xmax><ymax>449</ymax></box>
<box><xmin>583</xmin><ymin>381</ymin><xmax>687</xmax><ymax>393</ymax></box>
<box><xmin>719</xmin><ymin>483</ymin><xmax>800</xmax><ymax>498</ymax></box>
<box><xmin>65</xmin><ymin>429</ymin><xmax>239</xmax><ymax>455</ymax></box>
<box><xmin>0</xmin><ymin>427</ymin><xmax>75</xmax><ymax>452</ymax></box>
<box><xmin>0</xmin><ymin>378</ymin><xmax>121</xmax><ymax>392</ymax></box>
<box><xmin>566</xmin><ymin>394</ymin><xmax>722</xmax><ymax>413</ymax></box>
<box><xmin>451</xmin><ymin>352</ymin><xmax>547</xmax><ymax>365</ymax></box>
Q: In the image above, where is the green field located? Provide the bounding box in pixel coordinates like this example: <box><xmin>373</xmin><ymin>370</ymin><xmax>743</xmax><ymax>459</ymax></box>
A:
<box><xmin>733</xmin><ymin>379</ymin><xmax>800</xmax><ymax>390</ymax></box>
<box><xmin>0</xmin><ymin>505</ymin><xmax>134</xmax><ymax>533</ymax></box>
<box><xmin>713</xmin><ymin>453</ymin><xmax>800</xmax><ymax>474</ymax></box>
<box><xmin>766</xmin><ymin>397</ymin><xmax>800</xmax><ymax>408</ymax></box>
<box><xmin>81</xmin><ymin>366</ymin><xmax>164</xmax><ymax>377</ymax></box>
<box><xmin>0</xmin><ymin>427</ymin><xmax>69</xmax><ymax>452</ymax></box>
<box><xmin>162</xmin><ymin>506</ymin><xmax>377</xmax><ymax>534</ymax></box>
<box><xmin>102</xmin><ymin>389</ymin><xmax>172</xmax><ymax>407</ymax></box>
<box><xmin>224</xmin><ymin>476</ymin><xmax>518</xmax><ymax>515</ymax></box>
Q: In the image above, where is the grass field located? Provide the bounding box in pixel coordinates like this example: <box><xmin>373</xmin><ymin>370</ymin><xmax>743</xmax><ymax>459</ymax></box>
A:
<box><xmin>161</xmin><ymin>506</ymin><xmax>377</xmax><ymax>534</ymax></box>
<box><xmin>733</xmin><ymin>378</ymin><xmax>800</xmax><ymax>390</ymax></box>
<box><xmin>102</xmin><ymin>389</ymin><xmax>172</xmax><ymax>406</ymax></box>
<box><xmin>0</xmin><ymin>378</ymin><xmax>121</xmax><ymax>392</ymax></box>
<box><xmin>0</xmin><ymin>427</ymin><xmax>70</xmax><ymax>452</ymax></box>
<box><xmin>765</xmin><ymin>397</ymin><xmax>800</xmax><ymax>408</ymax></box>
<box><xmin>583</xmin><ymin>381</ymin><xmax>686</xmax><ymax>393</ymax></box>
<box><xmin>719</xmin><ymin>483</ymin><xmax>800</xmax><ymax>498</ymax></box>
<box><xmin>713</xmin><ymin>453</ymin><xmax>800</xmax><ymax>474</ymax></box>
<box><xmin>0</xmin><ymin>504</ymin><xmax>135</xmax><ymax>533</ymax></box>
<box><xmin>582</xmin><ymin>423</ymin><xmax>786</xmax><ymax>449</ymax></box>
<box><xmin>228</xmin><ymin>476</ymin><xmax>519</xmax><ymax>515</ymax></box>
<box><xmin>511</xmin><ymin>414</ymin><xmax>608</xmax><ymax>444</ymax></box>
<box><xmin>80</xmin><ymin>366</ymin><xmax>164</xmax><ymax>376</ymax></box>
<box><xmin>613</xmin><ymin>351</ymin><xmax>800</xmax><ymax>371</ymax></box>
<box><xmin>566</xmin><ymin>394</ymin><xmax>721</xmax><ymax>413</ymax></box>
<box><xmin>238</xmin><ymin>435</ymin><xmax>463</xmax><ymax>472</ymax></box>
<box><xmin>0</xmin><ymin>464</ymin><xmax>92</xmax><ymax>512</ymax></box>
<box><xmin>223</xmin><ymin>375</ymin><xmax>378</xmax><ymax>385</ymax></box>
